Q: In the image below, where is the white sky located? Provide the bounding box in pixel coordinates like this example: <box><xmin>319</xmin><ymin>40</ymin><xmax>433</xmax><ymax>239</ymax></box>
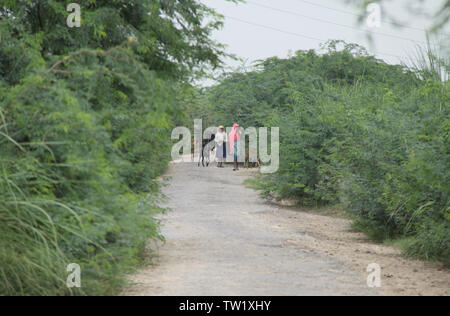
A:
<box><xmin>201</xmin><ymin>0</ymin><xmax>449</xmax><ymax>79</ymax></box>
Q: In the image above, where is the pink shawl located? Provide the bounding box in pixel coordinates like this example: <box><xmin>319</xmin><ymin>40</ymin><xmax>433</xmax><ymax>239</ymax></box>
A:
<box><xmin>228</xmin><ymin>123</ymin><xmax>242</xmax><ymax>154</ymax></box>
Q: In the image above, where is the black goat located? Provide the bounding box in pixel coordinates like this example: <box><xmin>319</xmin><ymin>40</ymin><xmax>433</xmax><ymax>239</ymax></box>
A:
<box><xmin>198</xmin><ymin>134</ymin><xmax>215</xmax><ymax>167</ymax></box>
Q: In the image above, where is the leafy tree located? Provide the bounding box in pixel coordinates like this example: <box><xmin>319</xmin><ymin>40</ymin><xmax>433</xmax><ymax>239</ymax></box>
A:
<box><xmin>0</xmin><ymin>0</ymin><xmax>239</xmax><ymax>295</ymax></box>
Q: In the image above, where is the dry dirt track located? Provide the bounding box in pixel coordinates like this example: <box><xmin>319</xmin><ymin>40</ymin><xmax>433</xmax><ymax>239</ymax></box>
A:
<box><xmin>123</xmin><ymin>162</ymin><xmax>449</xmax><ymax>296</ymax></box>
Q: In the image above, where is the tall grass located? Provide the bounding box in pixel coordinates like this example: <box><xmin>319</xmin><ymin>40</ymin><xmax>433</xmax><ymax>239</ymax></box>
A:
<box><xmin>0</xmin><ymin>113</ymin><xmax>160</xmax><ymax>295</ymax></box>
<box><xmin>0</xmin><ymin>124</ymin><xmax>80</xmax><ymax>295</ymax></box>
<box><xmin>407</xmin><ymin>36</ymin><xmax>450</xmax><ymax>82</ymax></box>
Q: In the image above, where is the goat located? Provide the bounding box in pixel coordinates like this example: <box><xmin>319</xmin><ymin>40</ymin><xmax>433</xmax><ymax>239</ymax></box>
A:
<box><xmin>198</xmin><ymin>134</ymin><xmax>215</xmax><ymax>167</ymax></box>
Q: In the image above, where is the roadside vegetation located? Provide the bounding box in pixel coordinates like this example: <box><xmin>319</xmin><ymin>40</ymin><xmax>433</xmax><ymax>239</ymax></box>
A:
<box><xmin>201</xmin><ymin>40</ymin><xmax>449</xmax><ymax>266</ymax></box>
<box><xmin>0</xmin><ymin>0</ymin><xmax>236</xmax><ymax>295</ymax></box>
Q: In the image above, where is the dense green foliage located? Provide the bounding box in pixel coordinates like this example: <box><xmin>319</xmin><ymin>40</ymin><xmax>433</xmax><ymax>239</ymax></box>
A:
<box><xmin>0</xmin><ymin>0</ymin><xmax>234</xmax><ymax>295</ymax></box>
<box><xmin>204</xmin><ymin>41</ymin><xmax>449</xmax><ymax>265</ymax></box>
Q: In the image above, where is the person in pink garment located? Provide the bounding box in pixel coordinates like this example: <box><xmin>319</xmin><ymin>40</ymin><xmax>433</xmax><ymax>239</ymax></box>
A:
<box><xmin>229</xmin><ymin>123</ymin><xmax>242</xmax><ymax>171</ymax></box>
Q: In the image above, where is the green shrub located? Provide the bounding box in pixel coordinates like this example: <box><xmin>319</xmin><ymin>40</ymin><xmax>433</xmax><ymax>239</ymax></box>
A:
<box><xmin>205</xmin><ymin>41</ymin><xmax>449</xmax><ymax>265</ymax></box>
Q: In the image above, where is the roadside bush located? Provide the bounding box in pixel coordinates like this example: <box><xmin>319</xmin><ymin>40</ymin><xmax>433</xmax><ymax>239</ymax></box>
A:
<box><xmin>205</xmin><ymin>41</ymin><xmax>449</xmax><ymax>265</ymax></box>
<box><xmin>0</xmin><ymin>0</ymin><xmax>231</xmax><ymax>295</ymax></box>
<box><xmin>0</xmin><ymin>59</ymin><xmax>165</xmax><ymax>294</ymax></box>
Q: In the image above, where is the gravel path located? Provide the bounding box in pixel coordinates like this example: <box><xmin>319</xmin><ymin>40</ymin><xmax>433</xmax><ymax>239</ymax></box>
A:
<box><xmin>123</xmin><ymin>162</ymin><xmax>377</xmax><ymax>296</ymax></box>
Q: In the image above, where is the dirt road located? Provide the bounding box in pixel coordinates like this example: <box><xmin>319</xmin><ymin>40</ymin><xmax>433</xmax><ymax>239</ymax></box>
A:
<box><xmin>123</xmin><ymin>162</ymin><xmax>449</xmax><ymax>296</ymax></box>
